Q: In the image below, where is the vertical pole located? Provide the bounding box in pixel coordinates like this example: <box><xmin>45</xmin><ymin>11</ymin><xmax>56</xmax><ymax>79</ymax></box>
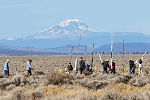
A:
<box><xmin>122</xmin><ymin>40</ymin><xmax>124</xmax><ymax>75</ymax></box>
<box><xmin>111</xmin><ymin>33</ymin><xmax>113</xmax><ymax>69</ymax></box>
<box><xmin>16</xmin><ymin>67</ymin><xmax>18</xmax><ymax>75</ymax></box>
<box><xmin>91</xmin><ymin>56</ymin><xmax>93</xmax><ymax>68</ymax></box>
<box><xmin>77</xmin><ymin>34</ymin><xmax>81</xmax><ymax>73</ymax></box>
<box><xmin>91</xmin><ymin>43</ymin><xmax>94</xmax><ymax>68</ymax></box>
<box><xmin>123</xmin><ymin>40</ymin><xmax>124</xmax><ymax>54</ymax></box>
<box><xmin>85</xmin><ymin>45</ymin><xmax>86</xmax><ymax>60</ymax></box>
<box><xmin>111</xmin><ymin>45</ymin><xmax>113</xmax><ymax>69</ymax></box>
<box><xmin>71</xmin><ymin>46</ymin><xmax>73</xmax><ymax>63</ymax></box>
<box><xmin>71</xmin><ymin>46</ymin><xmax>73</xmax><ymax>54</ymax></box>
<box><xmin>78</xmin><ymin>34</ymin><xmax>81</xmax><ymax>55</ymax></box>
<box><xmin>93</xmin><ymin>43</ymin><xmax>94</xmax><ymax>55</ymax></box>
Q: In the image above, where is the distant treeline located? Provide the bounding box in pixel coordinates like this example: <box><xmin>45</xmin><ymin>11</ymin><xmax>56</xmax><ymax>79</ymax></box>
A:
<box><xmin>95</xmin><ymin>51</ymin><xmax>149</xmax><ymax>55</ymax></box>
<box><xmin>0</xmin><ymin>50</ymin><xmax>149</xmax><ymax>56</ymax></box>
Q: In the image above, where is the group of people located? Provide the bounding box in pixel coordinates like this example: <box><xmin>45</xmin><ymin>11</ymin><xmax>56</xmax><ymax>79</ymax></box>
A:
<box><xmin>102</xmin><ymin>57</ymin><xmax>144</xmax><ymax>76</ymax></box>
<box><xmin>129</xmin><ymin>57</ymin><xmax>144</xmax><ymax>76</ymax></box>
<box><xmin>4</xmin><ymin>59</ymin><xmax>33</xmax><ymax>76</ymax></box>
<box><xmin>102</xmin><ymin>59</ymin><xmax>116</xmax><ymax>75</ymax></box>
<box><xmin>3</xmin><ymin>56</ymin><xmax>144</xmax><ymax>76</ymax></box>
<box><xmin>67</xmin><ymin>57</ymin><xmax>92</xmax><ymax>75</ymax></box>
<box><xmin>67</xmin><ymin>57</ymin><xmax>117</xmax><ymax>75</ymax></box>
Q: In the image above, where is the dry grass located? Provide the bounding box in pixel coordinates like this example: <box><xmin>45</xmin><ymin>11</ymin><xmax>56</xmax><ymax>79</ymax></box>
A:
<box><xmin>39</xmin><ymin>82</ymin><xmax>150</xmax><ymax>99</ymax></box>
<box><xmin>0</xmin><ymin>55</ymin><xmax>150</xmax><ymax>100</ymax></box>
<box><xmin>45</xmin><ymin>72</ymin><xmax>73</xmax><ymax>85</ymax></box>
<box><xmin>92</xmin><ymin>83</ymin><xmax>150</xmax><ymax>99</ymax></box>
<box><xmin>0</xmin><ymin>89</ymin><xmax>3</xmax><ymax>96</ymax></box>
<box><xmin>1</xmin><ymin>77</ymin><xmax>150</xmax><ymax>100</ymax></box>
<box><xmin>19</xmin><ymin>85</ymin><xmax>35</xmax><ymax>93</ymax></box>
<box><xmin>42</xmin><ymin>85</ymin><xmax>77</xmax><ymax>98</ymax></box>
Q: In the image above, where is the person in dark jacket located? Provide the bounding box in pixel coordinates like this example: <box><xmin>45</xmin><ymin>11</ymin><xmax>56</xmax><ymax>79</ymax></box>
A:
<box><xmin>109</xmin><ymin>61</ymin><xmax>116</xmax><ymax>74</ymax></box>
<box><xmin>102</xmin><ymin>59</ymin><xmax>109</xmax><ymax>74</ymax></box>
<box><xmin>129</xmin><ymin>59</ymin><xmax>135</xmax><ymax>74</ymax></box>
<box><xmin>79</xmin><ymin>57</ymin><xmax>86</xmax><ymax>74</ymax></box>
<box><xmin>67</xmin><ymin>63</ymin><xmax>73</xmax><ymax>74</ymax></box>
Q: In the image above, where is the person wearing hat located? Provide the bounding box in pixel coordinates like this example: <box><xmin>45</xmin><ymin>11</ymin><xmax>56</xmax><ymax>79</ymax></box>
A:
<box><xmin>4</xmin><ymin>59</ymin><xmax>9</xmax><ymax>76</ymax></box>
<box><xmin>102</xmin><ymin>59</ymin><xmax>109</xmax><ymax>74</ymax></box>
<box><xmin>27</xmin><ymin>59</ymin><xmax>33</xmax><ymax>76</ymax></box>
<box><xmin>67</xmin><ymin>63</ymin><xmax>73</xmax><ymax>74</ymax></box>
<box><xmin>79</xmin><ymin>57</ymin><xmax>86</xmax><ymax>74</ymax></box>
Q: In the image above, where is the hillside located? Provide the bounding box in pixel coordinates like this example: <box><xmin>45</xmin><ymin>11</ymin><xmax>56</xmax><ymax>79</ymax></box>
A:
<box><xmin>0</xmin><ymin>42</ymin><xmax>150</xmax><ymax>56</ymax></box>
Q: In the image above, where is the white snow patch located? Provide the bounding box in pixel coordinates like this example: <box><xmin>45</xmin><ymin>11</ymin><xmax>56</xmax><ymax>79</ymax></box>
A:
<box><xmin>59</xmin><ymin>19</ymin><xmax>80</xmax><ymax>28</ymax></box>
<box><xmin>56</xmin><ymin>29</ymin><xmax>62</xmax><ymax>34</ymax></box>
<box><xmin>66</xmin><ymin>19</ymin><xmax>80</xmax><ymax>23</ymax></box>
<box><xmin>88</xmin><ymin>28</ymin><xmax>97</xmax><ymax>32</ymax></box>
<box><xmin>78</xmin><ymin>26</ymin><xmax>87</xmax><ymax>30</ymax></box>
<box><xmin>40</xmin><ymin>28</ymin><xmax>52</xmax><ymax>32</ymax></box>
<box><xmin>59</xmin><ymin>21</ymin><xmax>70</xmax><ymax>28</ymax></box>
<box><xmin>50</xmin><ymin>30</ymin><xmax>54</xmax><ymax>33</ymax></box>
<box><xmin>6</xmin><ymin>37</ymin><xmax>15</xmax><ymax>40</ymax></box>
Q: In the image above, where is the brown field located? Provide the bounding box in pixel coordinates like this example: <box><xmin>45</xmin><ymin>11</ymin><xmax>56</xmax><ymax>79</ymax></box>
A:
<box><xmin>0</xmin><ymin>54</ymin><xmax>150</xmax><ymax>100</ymax></box>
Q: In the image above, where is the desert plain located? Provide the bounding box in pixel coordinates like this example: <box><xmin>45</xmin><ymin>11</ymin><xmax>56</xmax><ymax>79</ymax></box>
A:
<box><xmin>0</xmin><ymin>54</ymin><xmax>150</xmax><ymax>100</ymax></box>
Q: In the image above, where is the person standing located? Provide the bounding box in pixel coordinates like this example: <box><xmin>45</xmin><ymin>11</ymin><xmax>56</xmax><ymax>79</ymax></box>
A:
<box><xmin>111</xmin><ymin>61</ymin><xmax>116</xmax><ymax>74</ymax></box>
<box><xmin>67</xmin><ymin>63</ymin><xmax>73</xmax><ymax>74</ymax></box>
<box><xmin>102</xmin><ymin>59</ymin><xmax>109</xmax><ymax>74</ymax></box>
<box><xmin>79</xmin><ymin>57</ymin><xmax>86</xmax><ymax>74</ymax></box>
<box><xmin>137</xmin><ymin>57</ymin><xmax>143</xmax><ymax>76</ymax></box>
<box><xmin>4</xmin><ymin>59</ymin><xmax>9</xmax><ymax>76</ymax></box>
<box><xmin>27</xmin><ymin>59</ymin><xmax>33</xmax><ymax>76</ymax></box>
<box><xmin>129</xmin><ymin>59</ymin><xmax>135</xmax><ymax>74</ymax></box>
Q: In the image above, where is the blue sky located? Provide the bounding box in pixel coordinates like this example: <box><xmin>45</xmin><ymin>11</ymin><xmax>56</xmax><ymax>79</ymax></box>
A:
<box><xmin>0</xmin><ymin>0</ymin><xmax>150</xmax><ymax>39</ymax></box>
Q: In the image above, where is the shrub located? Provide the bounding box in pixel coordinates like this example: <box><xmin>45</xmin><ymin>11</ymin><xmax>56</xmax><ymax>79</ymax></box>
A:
<box><xmin>19</xmin><ymin>85</ymin><xmax>35</xmax><ymax>92</ymax></box>
<box><xmin>145</xmin><ymin>70</ymin><xmax>149</xmax><ymax>74</ymax></box>
<box><xmin>0</xmin><ymin>89</ymin><xmax>3</xmax><ymax>96</ymax></box>
<box><xmin>45</xmin><ymin>72</ymin><xmax>73</xmax><ymax>85</ymax></box>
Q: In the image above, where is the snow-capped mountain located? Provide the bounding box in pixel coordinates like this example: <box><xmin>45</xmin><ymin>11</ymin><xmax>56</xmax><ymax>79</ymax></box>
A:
<box><xmin>1</xmin><ymin>19</ymin><xmax>150</xmax><ymax>49</ymax></box>
<box><xmin>25</xmin><ymin>19</ymin><xmax>95</xmax><ymax>39</ymax></box>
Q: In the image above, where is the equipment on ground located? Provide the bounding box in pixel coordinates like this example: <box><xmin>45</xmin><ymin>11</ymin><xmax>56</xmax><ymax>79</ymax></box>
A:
<box><xmin>60</xmin><ymin>69</ymin><xmax>62</xmax><ymax>74</ymax></box>
<box><xmin>65</xmin><ymin>68</ymin><xmax>68</xmax><ymax>74</ymax></box>
<box><xmin>16</xmin><ymin>67</ymin><xmax>18</xmax><ymax>75</ymax></box>
<box><xmin>95</xmin><ymin>66</ymin><xmax>97</xmax><ymax>72</ymax></box>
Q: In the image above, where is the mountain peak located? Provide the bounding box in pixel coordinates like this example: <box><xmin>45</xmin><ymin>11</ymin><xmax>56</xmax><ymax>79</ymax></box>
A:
<box><xmin>25</xmin><ymin>19</ymin><xmax>96</xmax><ymax>39</ymax></box>
<box><xmin>59</xmin><ymin>19</ymin><xmax>81</xmax><ymax>28</ymax></box>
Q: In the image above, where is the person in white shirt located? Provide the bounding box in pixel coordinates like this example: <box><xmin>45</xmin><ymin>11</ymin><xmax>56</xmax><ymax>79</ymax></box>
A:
<box><xmin>27</xmin><ymin>59</ymin><xmax>33</xmax><ymax>76</ymax></box>
<box><xmin>136</xmin><ymin>57</ymin><xmax>143</xmax><ymax>76</ymax></box>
